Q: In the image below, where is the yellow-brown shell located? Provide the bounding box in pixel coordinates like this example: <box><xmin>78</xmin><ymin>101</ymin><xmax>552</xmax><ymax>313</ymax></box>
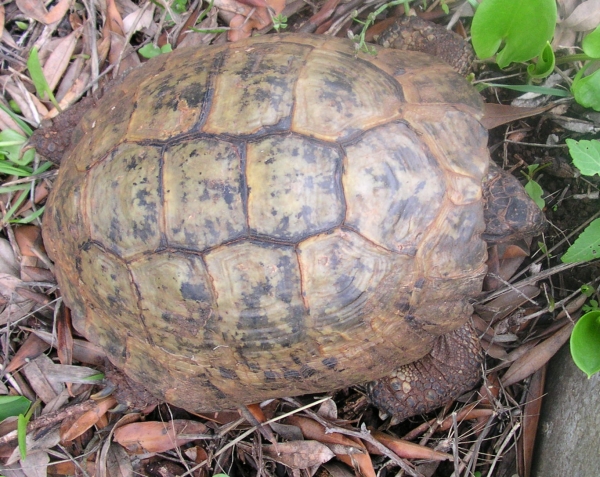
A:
<box><xmin>43</xmin><ymin>33</ymin><xmax>490</xmax><ymax>411</ymax></box>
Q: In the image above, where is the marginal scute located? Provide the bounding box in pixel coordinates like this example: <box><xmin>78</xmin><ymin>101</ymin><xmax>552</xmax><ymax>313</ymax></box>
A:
<box><xmin>86</xmin><ymin>143</ymin><xmax>161</xmax><ymax>258</ymax></box>
<box><xmin>204</xmin><ymin>241</ymin><xmax>306</xmax><ymax>350</ymax></box>
<box><xmin>403</xmin><ymin>108</ymin><xmax>488</xmax><ymax>178</ymax></box>
<box><xmin>246</xmin><ymin>135</ymin><xmax>344</xmax><ymax>241</ymax></box>
<box><xmin>343</xmin><ymin>122</ymin><xmax>446</xmax><ymax>254</ymax></box>
<box><xmin>163</xmin><ymin>138</ymin><xmax>246</xmax><ymax>251</ymax></box>
<box><xmin>76</xmin><ymin>243</ymin><xmax>148</xmax><ymax>364</ymax></box>
<box><xmin>126</xmin><ymin>50</ymin><xmax>215</xmax><ymax>141</ymax></box>
<box><xmin>292</xmin><ymin>49</ymin><xmax>405</xmax><ymax>141</ymax></box>
<box><xmin>203</xmin><ymin>43</ymin><xmax>311</xmax><ymax>135</ymax></box>
<box><xmin>417</xmin><ymin>202</ymin><xmax>487</xmax><ymax>279</ymax></box>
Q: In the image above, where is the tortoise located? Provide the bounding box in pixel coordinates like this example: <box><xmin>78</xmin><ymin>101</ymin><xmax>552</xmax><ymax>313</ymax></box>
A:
<box><xmin>42</xmin><ymin>33</ymin><xmax>545</xmax><ymax>419</ymax></box>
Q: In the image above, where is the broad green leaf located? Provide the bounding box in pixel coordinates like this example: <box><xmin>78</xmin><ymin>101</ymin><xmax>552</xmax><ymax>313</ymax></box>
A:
<box><xmin>471</xmin><ymin>0</ymin><xmax>557</xmax><ymax>68</ymax></box>
<box><xmin>527</xmin><ymin>42</ymin><xmax>555</xmax><ymax>79</ymax></box>
<box><xmin>524</xmin><ymin>180</ymin><xmax>544</xmax><ymax>209</ymax></box>
<box><xmin>561</xmin><ymin>218</ymin><xmax>600</xmax><ymax>263</ymax></box>
<box><xmin>0</xmin><ymin>396</ymin><xmax>31</xmax><ymax>422</ymax></box>
<box><xmin>138</xmin><ymin>44</ymin><xmax>162</xmax><ymax>59</ymax></box>
<box><xmin>572</xmin><ymin>68</ymin><xmax>600</xmax><ymax>111</ymax></box>
<box><xmin>566</xmin><ymin>139</ymin><xmax>600</xmax><ymax>176</ymax></box>
<box><xmin>582</xmin><ymin>24</ymin><xmax>600</xmax><ymax>58</ymax></box>
<box><xmin>139</xmin><ymin>43</ymin><xmax>172</xmax><ymax>58</ymax></box>
<box><xmin>570</xmin><ymin>311</ymin><xmax>600</xmax><ymax>378</ymax></box>
<box><xmin>0</xmin><ymin>129</ymin><xmax>34</xmax><ymax>166</ymax></box>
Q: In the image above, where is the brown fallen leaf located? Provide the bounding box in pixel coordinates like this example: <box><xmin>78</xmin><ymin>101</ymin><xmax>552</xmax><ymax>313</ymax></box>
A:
<box><xmin>57</xmin><ymin>305</ymin><xmax>73</xmax><ymax>373</ymax></box>
<box><xmin>113</xmin><ymin>419</ymin><xmax>209</xmax><ymax>454</ymax></box>
<box><xmin>518</xmin><ymin>366</ymin><xmax>546</xmax><ymax>477</ymax></box>
<box><xmin>15</xmin><ymin>0</ymin><xmax>72</xmax><ymax>25</ymax></box>
<box><xmin>60</xmin><ymin>396</ymin><xmax>117</xmax><ymax>442</ymax></box>
<box><xmin>22</xmin><ymin>355</ymin><xmax>64</xmax><ymax>403</ymax></box>
<box><xmin>261</xmin><ymin>440</ymin><xmax>335</xmax><ymax>469</ymax></box>
<box><xmin>4</xmin><ymin>333</ymin><xmax>50</xmax><ymax>373</ymax></box>
<box><xmin>368</xmin><ymin>429</ymin><xmax>451</xmax><ymax>461</ymax></box>
<box><xmin>241</xmin><ymin>403</ymin><xmax>277</xmax><ymax>444</ymax></box>
<box><xmin>32</xmin><ymin>329</ymin><xmax>107</xmax><ymax>366</ymax></box>
<box><xmin>502</xmin><ymin>324</ymin><xmax>572</xmax><ymax>387</ymax></box>
<box><xmin>480</xmin><ymin>103</ymin><xmax>555</xmax><ymax>130</ymax></box>
<box><xmin>41</xmin><ymin>27</ymin><xmax>83</xmax><ymax>92</ymax></box>
<box><xmin>285</xmin><ymin>415</ymin><xmax>376</xmax><ymax>477</ymax></box>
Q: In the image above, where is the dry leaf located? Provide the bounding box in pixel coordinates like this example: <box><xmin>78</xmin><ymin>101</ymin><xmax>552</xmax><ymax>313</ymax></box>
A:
<box><xmin>32</xmin><ymin>329</ymin><xmax>107</xmax><ymax>366</ymax></box>
<box><xmin>105</xmin><ymin>442</ymin><xmax>134</xmax><ymax>477</ymax></box>
<box><xmin>4</xmin><ymin>333</ymin><xmax>50</xmax><ymax>373</ymax></box>
<box><xmin>106</xmin><ymin>0</ymin><xmax>126</xmax><ymax>36</ymax></box>
<box><xmin>262</xmin><ymin>440</ymin><xmax>335</xmax><ymax>469</ymax></box>
<box><xmin>41</xmin><ymin>28</ymin><xmax>83</xmax><ymax>92</ymax></box>
<box><xmin>481</xmin><ymin>103</ymin><xmax>554</xmax><ymax>130</ymax></box>
<box><xmin>60</xmin><ymin>396</ymin><xmax>117</xmax><ymax>442</ymax></box>
<box><xmin>123</xmin><ymin>5</ymin><xmax>156</xmax><ymax>37</ymax></box>
<box><xmin>518</xmin><ymin>366</ymin><xmax>546</xmax><ymax>477</ymax></box>
<box><xmin>22</xmin><ymin>355</ymin><xmax>64</xmax><ymax>403</ymax></box>
<box><xmin>0</xmin><ymin>5</ymin><xmax>4</xmax><ymax>39</ymax></box>
<box><xmin>561</xmin><ymin>0</ymin><xmax>600</xmax><ymax>31</ymax></box>
<box><xmin>0</xmin><ymin>238</ymin><xmax>18</xmax><ymax>277</ymax></box>
<box><xmin>369</xmin><ymin>430</ymin><xmax>451</xmax><ymax>461</ymax></box>
<box><xmin>20</xmin><ymin>450</ymin><xmax>49</xmax><ymax>477</ymax></box>
<box><xmin>502</xmin><ymin>324</ymin><xmax>572</xmax><ymax>387</ymax></box>
<box><xmin>15</xmin><ymin>0</ymin><xmax>72</xmax><ymax>25</ymax></box>
<box><xmin>0</xmin><ymin>302</ymin><xmax>35</xmax><ymax>327</ymax></box>
<box><xmin>113</xmin><ymin>420</ymin><xmax>209</xmax><ymax>453</ymax></box>
<box><xmin>286</xmin><ymin>415</ymin><xmax>376</xmax><ymax>477</ymax></box>
<box><xmin>56</xmin><ymin>307</ymin><xmax>73</xmax><ymax>366</ymax></box>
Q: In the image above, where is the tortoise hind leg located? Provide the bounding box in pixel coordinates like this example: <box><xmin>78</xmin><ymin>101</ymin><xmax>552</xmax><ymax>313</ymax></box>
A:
<box><xmin>366</xmin><ymin>322</ymin><xmax>482</xmax><ymax>420</ymax></box>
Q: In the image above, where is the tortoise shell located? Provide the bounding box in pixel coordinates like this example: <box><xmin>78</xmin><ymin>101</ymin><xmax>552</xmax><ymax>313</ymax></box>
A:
<box><xmin>43</xmin><ymin>33</ymin><xmax>490</xmax><ymax>411</ymax></box>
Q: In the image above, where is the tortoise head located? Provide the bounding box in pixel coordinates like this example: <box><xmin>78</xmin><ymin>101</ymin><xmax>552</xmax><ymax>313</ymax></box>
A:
<box><xmin>482</xmin><ymin>161</ymin><xmax>546</xmax><ymax>243</ymax></box>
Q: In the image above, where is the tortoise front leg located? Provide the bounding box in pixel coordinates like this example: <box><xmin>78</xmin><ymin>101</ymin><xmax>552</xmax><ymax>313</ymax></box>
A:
<box><xmin>367</xmin><ymin>322</ymin><xmax>482</xmax><ymax>420</ymax></box>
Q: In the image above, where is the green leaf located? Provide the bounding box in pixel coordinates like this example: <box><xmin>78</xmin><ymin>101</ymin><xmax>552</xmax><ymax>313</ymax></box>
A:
<box><xmin>471</xmin><ymin>0</ymin><xmax>557</xmax><ymax>68</ymax></box>
<box><xmin>566</xmin><ymin>139</ymin><xmax>600</xmax><ymax>176</ymax></box>
<box><xmin>561</xmin><ymin>217</ymin><xmax>600</xmax><ymax>263</ymax></box>
<box><xmin>18</xmin><ymin>414</ymin><xmax>27</xmax><ymax>460</ymax></box>
<box><xmin>138</xmin><ymin>44</ymin><xmax>162</xmax><ymax>59</ymax></box>
<box><xmin>0</xmin><ymin>396</ymin><xmax>31</xmax><ymax>422</ymax></box>
<box><xmin>582</xmin><ymin>24</ymin><xmax>600</xmax><ymax>58</ymax></box>
<box><xmin>27</xmin><ymin>47</ymin><xmax>60</xmax><ymax>110</ymax></box>
<box><xmin>572</xmin><ymin>67</ymin><xmax>600</xmax><ymax>111</ymax></box>
<box><xmin>570</xmin><ymin>311</ymin><xmax>600</xmax><ymax>378</ymax></box>
<box><xmin>10</xmin><ymin>205</ymin><xmax>45</xmax><ymax>224</ymax></box>
<box><xmin>524</xmin><ymin>180</ymin><xmax>544</xmax><ymax>209</ymax></box>
<box><xmin>172</xmin><ymin>0</ymin><xmax>187</xmax><ymax>14</ymax></box>
<box><xmin>0</xmin><ymin>129</ymin><xmax>33</xmax><ymax>165</ymax></box>
<box><xmin>0</xmin><ymin>103</ymin><xmax>33</xmax><ymax>136</ymax></box>
<box><xmin>527</xmin><ymin>42</ymin><xmax>555</xmax><ymax>79</ymax></box>
<box><xmin>481</xmin><ymin>83</ymin><xmax>570</xmax><ymax>97</ymax></box>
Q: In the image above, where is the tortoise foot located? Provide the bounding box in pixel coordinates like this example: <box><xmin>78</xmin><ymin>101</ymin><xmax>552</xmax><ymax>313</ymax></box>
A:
<box><xmin>367</xmin><ymin>322</ymin><xmax>482</xmax><ymax>420</ymax></box>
